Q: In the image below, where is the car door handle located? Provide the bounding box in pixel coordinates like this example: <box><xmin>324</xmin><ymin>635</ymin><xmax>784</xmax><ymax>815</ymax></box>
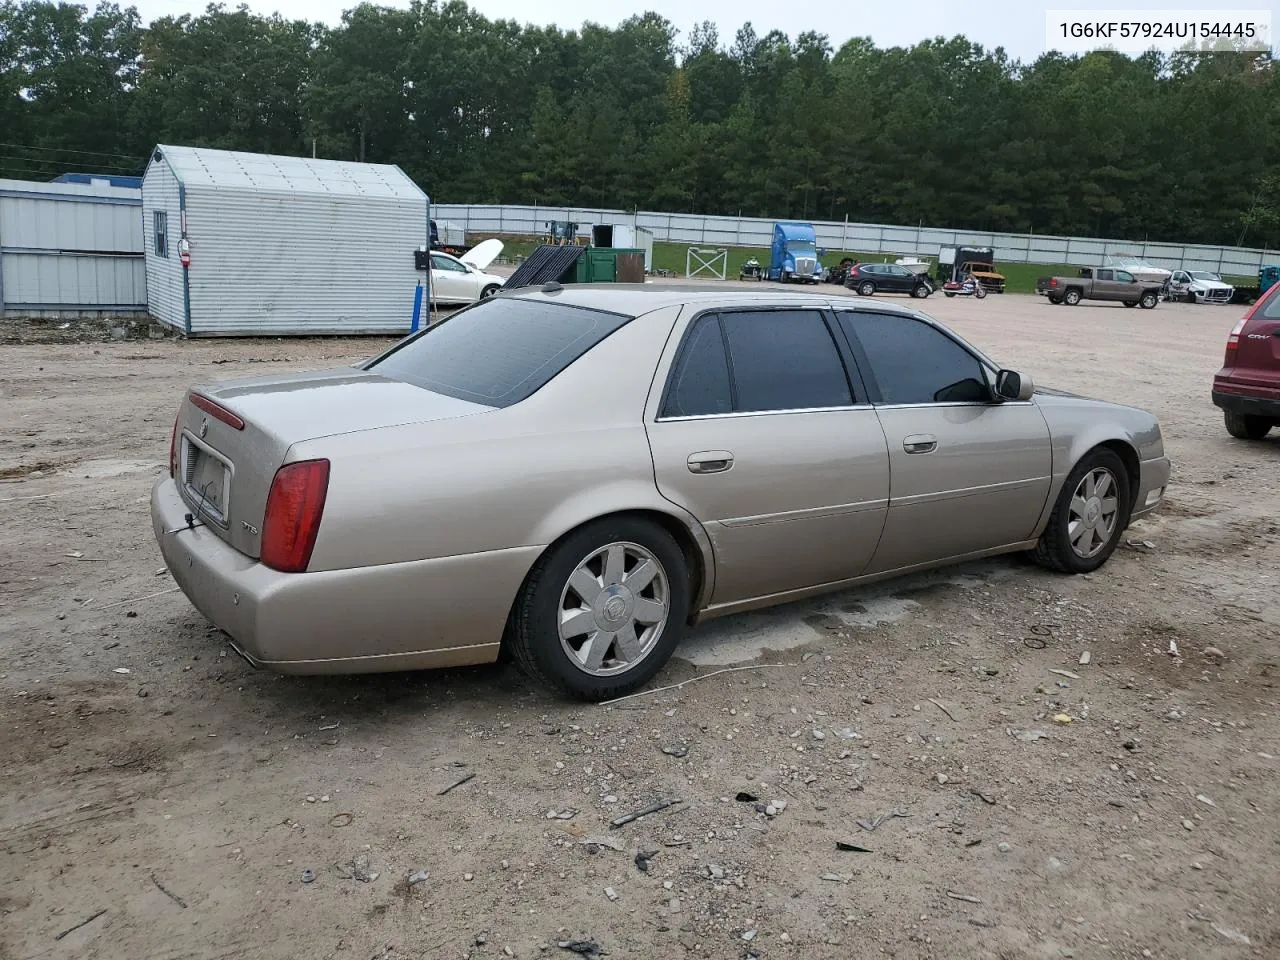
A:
<box><xmin>903</xmin><ymin>434</ymin><xmax>937</xmax><ymax>454</ymax></box>
<box><xmin>688</xmin><ymin>451</ymin><xmax>734</xmax><ymax>474</ymax></box>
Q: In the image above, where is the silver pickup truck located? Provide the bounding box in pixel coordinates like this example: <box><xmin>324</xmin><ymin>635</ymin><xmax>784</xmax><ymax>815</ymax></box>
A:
<box><xmin>1036</xmin><ymin>267</ymin><xmax>1162</xmax><ymax>308</ymax></box>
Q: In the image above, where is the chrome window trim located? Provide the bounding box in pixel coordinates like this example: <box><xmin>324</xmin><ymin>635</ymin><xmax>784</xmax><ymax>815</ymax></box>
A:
<box><xmin>656</xmin><ymin>403</ymin><xmax>874</xmax><ymax>423</ymax></box>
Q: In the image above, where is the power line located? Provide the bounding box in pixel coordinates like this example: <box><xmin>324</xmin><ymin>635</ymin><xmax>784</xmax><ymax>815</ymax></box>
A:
<box><xmin>0</xmin><ymin>141</ymin><xmax>146</xmax><ymax>163</ymax></box>
<box><xmin>0</xmin><ymin>153</ymin><xmax>143</xmax><ymax>174</ymax></box>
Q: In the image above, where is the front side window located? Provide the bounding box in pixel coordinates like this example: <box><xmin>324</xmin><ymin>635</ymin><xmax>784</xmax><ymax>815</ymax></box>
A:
<box><xmin>367</xmin><ymin>297</ymin><xmax>628</xmax><ymax>408</ymax></box>
<box><xmin>153</xmin><ymin>211</ymin><xmax>168</xmax><ymax>258</ymax></box>
<box><xmin>840</xmin><ymin>312</ymin><xmax>988</xmax><ymax>405</ymax></box>
<box><xmin>431</xmin><ymin>254</ymin><xmax>467</xmax><ymax>273</ymax></box>
<box><xmin>1115</xmin><ymin>270</ymin><xmax>1135</xmax><ymax>283</ymax></box>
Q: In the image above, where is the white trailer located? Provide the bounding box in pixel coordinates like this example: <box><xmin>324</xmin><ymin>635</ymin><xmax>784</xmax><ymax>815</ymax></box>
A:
<box><xmin>142</xmin><ymin>144</ymin><xmax>428</xmax><ymax>336</ymax></box>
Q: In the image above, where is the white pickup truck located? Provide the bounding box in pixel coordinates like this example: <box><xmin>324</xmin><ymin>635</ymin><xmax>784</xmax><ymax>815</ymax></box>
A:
<box><xmin>1168</xmin><ymin>270</ymin><xmax>1234</xmax><ymax>304</ymax></box>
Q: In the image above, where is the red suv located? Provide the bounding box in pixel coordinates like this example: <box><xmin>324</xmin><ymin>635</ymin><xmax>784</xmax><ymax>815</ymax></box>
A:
<box><xmin>1213</xmin><ymin>282</ymin><xmax>1280</xmax><ymax>440</ymax></box>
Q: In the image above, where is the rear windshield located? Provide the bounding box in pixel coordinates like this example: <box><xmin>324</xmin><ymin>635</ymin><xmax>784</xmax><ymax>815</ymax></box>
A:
<box><xmin>367</xmin><ymin>297</ymin><xmax>630</xmax><ymax>407</ymax></box>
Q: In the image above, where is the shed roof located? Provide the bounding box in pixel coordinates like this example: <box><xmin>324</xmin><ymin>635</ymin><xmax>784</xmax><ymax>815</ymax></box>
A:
<box><xmin>151</xmin><ymin>145</ymin><xmax>424</xmax><ymax>200</ymax></box>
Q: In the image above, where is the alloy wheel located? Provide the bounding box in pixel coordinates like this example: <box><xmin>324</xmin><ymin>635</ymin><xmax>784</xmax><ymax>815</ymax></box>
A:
<box><xmin>557</xmin><ymin>541</ymin><xmax>670</xmax><ymax>677</ymax></box>
<box><xmin>1067</xmin><ymin>467</ymin><xmax>1119</xmax><ymax>559</ymax></box>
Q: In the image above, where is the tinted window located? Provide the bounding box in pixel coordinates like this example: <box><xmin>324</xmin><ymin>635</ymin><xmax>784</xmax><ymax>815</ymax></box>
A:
<box><xmin>722</xmin><ymin>310</ymin><xmax>852</xmax><ymax>412</ymax></box>
<box><xmin>662</xmin><ymin>315</ymin><xmax>732</xmax><ymax>418</ymax></box>
<box><xmin>368</xmin><ymin>298</ymin><xmax>628</xmax><ymax>408</ymax></box>
<box><xmin>1260</xmin><ymin>283</ymin><xmax>1280</xmax><ymax>320</ymax></box>
<box><xmin>841</xmin><ymin>312</ymin><xmax>988</xmax><ymax>405</ymax></box>
<box><xmin>1097</xmin><ymin>269</ymin><xmax>1114</xmax><ymax>281</ymax></box>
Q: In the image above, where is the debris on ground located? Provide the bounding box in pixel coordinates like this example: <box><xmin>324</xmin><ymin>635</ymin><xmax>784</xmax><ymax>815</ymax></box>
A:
<box><xmin>1016</xmin><ymin>729</ymin><xmax>1050</xmax><ymax>742</ymax></box>
<box><xmin>857</xmin><ymin>808</ymin><xmax>910</xmax><ymax>831</ymax></box>
<box><xmin>407</xmin><ymin>869</ymin><xmax>430</xmax><ymax>885</ymax></box>
<box><xmin>603</xmin><ymin>886</ymin><xmax>618</xmax><ymax>902</ymax></box>
<box><xmin>300</xmin><ymin>869</ymin><xmax>316</xmax><ymax>884</ymax></box>
<box><xmin>634</xmin><ymin>849</ymin><xmax>657</xmax><ymax>872</ymax></box>
<box><xmin>437</xmin><ymin>772</ymin><xmax>475</xmax><ymax>796</ymax></box>
<box><xmin>836</xmin><ymin>841</ymin><xmax>873</xmax><ymax>853</ymax></box>
<box><xmin>609</xmin><ymin>797</ymin><xmax>681</xmax><ymax>829</ymax></box>
<box><xmin>1049</xmin><ymin>669</ymin><xmax>1080</xmax><ymax>680</ymax></box>
<box><xmin>946</xmin><ymin>891</ymin><xmax>982</xmax><ymax>904</ymax></box>
<box><xmin>1079</xmin><ymin>651</ymin><xmax>1091</xmax><ymax>665</ymax></box>
<box><xmin>1210</xmin><ymin>923</ymin><xmax>1251</xmax><ymax>945</ymax></box>
<box><xmin>660</xmin><ymin>744</ymin><xmax>688</xmax><ymax>757</ymax></box>
<box><xmin>336</xmin><ymin>853</ymin><xmax>378</xmax><ymax>882</ymax></box>
<box><xmin>557</xmin><ymin>941</ymin><xmax>604</xmax><ymax>958</ymax></box>
<box><xmin>581</xmin><ymin>836</ymin><xmax>626</xmax><ymax>853</ymax></box>
<box><xmin>970</xmin><ymin>789</ymin><xmax>998</xmax><ymax>805</ymax></box>
<box><xmin>1053</xmin><ymin>714</ymin><xmax>1074</xmax><ymax>724</ymax></box>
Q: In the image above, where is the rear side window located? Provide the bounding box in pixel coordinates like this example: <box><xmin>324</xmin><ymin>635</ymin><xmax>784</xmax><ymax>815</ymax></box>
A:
<box><xmin>1260</xmin><ymin>284</ymin><xmax>1280</xmax><ymax>320</ymax></box>
<box><xmin>840</xmin><ymin>312</ymin><xmax>988</xmax><ymax>405</ymax></box>
<box><xmin>663</xmin><ymin>316</ymin><xmax>733</xmax><ymax>418</ymax></box>
<box><xmin>367</xmin><ymin>297</ymin><xmax>628</xmax><ymax>407</ymax></box>
<box><xmin>661</xmin><ymin>309</ymin><xmax>853</xmax><ymax>417</ymax></box>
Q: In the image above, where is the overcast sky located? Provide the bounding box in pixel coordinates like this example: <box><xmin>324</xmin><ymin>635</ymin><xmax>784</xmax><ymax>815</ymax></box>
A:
<box><xmin>127</xmin><ymin>0</ymin><xmax>1280</xmax><ymax>63</ymax></box>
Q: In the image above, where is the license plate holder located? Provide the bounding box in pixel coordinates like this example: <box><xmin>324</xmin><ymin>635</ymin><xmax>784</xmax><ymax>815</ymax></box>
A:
<box><xmin>182</xmin><ymin>436</ymin><xmax>231</xmax><ymax>525</ymax></box>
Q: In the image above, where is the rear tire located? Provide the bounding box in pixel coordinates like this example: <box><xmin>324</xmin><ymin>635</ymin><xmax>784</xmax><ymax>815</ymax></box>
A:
<box><xmin>1224</xmin><ymin>411</ymin><xmax>1273</xmax><ymax>440</ymax></box>
<box><xmin>1139</xmin><ymin>292</ymin><xmax>1158</xmax><ymax>309</ymax></box>
<box><xmin>481</xmin><ymin>284</ymin><xmax>501</xmax><ymax>299</ymax></box>
<box><xmin>1047</xmin><ymin>295</ymin><xmax>1063</xmax><ymax>304</ymax></box>
<box><xmin>857</xmin><ymin>281</ymin><xmax>875</xmax><ymax>297</ymax></box>
<box><xmin>1032</xmin><ymin>448</ymin><xmax>1131</xmax><ymax>574</ymax></box>
<box><xmin>508</xmin><ymin>517</ymin><xmax>690</xmax><ymax>701</ymax></box>
<box><xmin>1123</xmin><ymin>300</ymin><xmax>1138</xmax><ymax>308</ymax></box>
<box><xmin>1063</xmin><ymin>289</ymin><xmax>1082</xmax><ymax>306</ymax></box>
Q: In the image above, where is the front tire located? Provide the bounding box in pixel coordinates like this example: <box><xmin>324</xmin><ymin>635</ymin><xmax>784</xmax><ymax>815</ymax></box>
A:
<box><xmin>1224</xmin><ymin>411</ymin><xmax>1273</xmax><ymax>440</ymax></box>
<box><xmin>508</xmin><ymin>517</ymin><xmax>691</xmax><ymax>701</ymax></box>
<box><xmin>911</xmin><ymin>283</ymin><xmax>930</xmax><ymax>298</ymax></box>
<box><xmin>1032</xmin><ymin>448</ymin><xmax>1131</xmax><ymax>574</ymax></box>
<box><xmin>857</xmin><ymin>281</ymin><xmax>875</xmax><ymax>297</ymax></box>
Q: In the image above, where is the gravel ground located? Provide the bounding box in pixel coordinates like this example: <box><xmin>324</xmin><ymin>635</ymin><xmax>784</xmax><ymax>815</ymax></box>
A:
<box><xmin>1</xmin><ymin>290</ymin><xmax>1278</xmax><ymax>960</ymax></box>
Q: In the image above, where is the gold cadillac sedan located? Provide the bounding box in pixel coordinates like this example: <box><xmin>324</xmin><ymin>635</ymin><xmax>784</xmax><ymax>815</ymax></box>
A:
<box><xmin>152</xmin><ymin>285</ymin><xmax>1170</xmax><ymax>700</ymax></box>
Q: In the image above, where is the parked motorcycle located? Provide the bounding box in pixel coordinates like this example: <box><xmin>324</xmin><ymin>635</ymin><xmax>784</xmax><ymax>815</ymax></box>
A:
<box><xmin>942</xmin><ymin>274</ymin><xmax>987</xmax><ymax>299</ymax></box>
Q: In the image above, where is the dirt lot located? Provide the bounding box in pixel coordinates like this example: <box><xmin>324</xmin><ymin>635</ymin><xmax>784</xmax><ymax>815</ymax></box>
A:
<box><xmin>2</xmin><ymin>290</ymin><xmax>1278</xmax><ymax>960</ymax></box>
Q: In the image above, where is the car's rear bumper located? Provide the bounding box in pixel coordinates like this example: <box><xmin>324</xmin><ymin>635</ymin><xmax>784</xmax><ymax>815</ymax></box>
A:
<box><xmin>1131</xmin><ymin>455</ymin><xmax>1171</xmax><ymax>522</ymax></box>
<box><xmin>151</xmin><ymin>478</ymin><xmax>539</xmax><ymax>674</ymax></box>
<box><xmin>1213</xmin><ymin>387</ymin><xmax>1280</xmax><ymax>419</ymax></box>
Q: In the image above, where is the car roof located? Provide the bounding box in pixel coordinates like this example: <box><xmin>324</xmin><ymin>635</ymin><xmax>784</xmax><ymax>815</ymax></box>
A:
<box><xmin>503</xmin><ymin>283</ymin><xmax>921</xmax><ymax>318</ymax></box>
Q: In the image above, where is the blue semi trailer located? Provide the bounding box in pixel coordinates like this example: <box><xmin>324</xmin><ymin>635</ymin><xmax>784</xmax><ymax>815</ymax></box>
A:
<box><xmin>768</xmin><ymin>222</ymin><xmax>823</xmax><ymax>283</ymax></box>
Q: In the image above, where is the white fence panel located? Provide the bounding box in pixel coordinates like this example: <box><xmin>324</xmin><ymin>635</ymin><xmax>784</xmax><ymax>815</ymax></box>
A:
<box><xmin>431</xmin><ymin>203</ymin><xmax>1275</xmax><ymax>277</ymax></box>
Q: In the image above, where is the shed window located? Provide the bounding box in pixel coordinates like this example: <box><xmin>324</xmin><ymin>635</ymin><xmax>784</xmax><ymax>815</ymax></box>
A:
<box><xmin>153</xmin><ymin>211</ymin><xmax>169</xmax><ymax>258</ymax></box>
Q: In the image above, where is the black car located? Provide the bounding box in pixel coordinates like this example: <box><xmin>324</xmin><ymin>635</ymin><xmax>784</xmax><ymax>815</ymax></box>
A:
<box><xmin>846</xmin><ymin>262</ymin><xmax>933</xmax><ymax>298</ymax></box>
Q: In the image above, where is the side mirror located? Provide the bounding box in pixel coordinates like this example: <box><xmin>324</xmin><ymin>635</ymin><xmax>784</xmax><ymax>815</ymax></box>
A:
<box><xmin>995</xmin><ymin>369</ymin><xmax>1034</xmax><ymax>402</ymax></box>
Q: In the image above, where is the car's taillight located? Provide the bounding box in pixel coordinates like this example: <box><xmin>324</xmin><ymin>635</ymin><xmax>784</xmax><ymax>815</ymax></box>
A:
<box><xmin>190</xmin><ymin>393</ymin><xmax>245</xmax><ymax>430</ymax></box>
<box><xmin>261</xmin><ymin>460</ymin><xmax>330</xmax><ymax>573</ymax></box>
<box><xmin>169</xmin><ymin>413</ymin><xmax>180</xmax><ymax>478</ymax></box>
<box><xmin>1225</xmin><ymin>317</ymin><xmax>1247</xmax><ymax>352</ymax></box>
<box><xmin>1048</xmin><ymin>277</ymin><xmax>1059</xmax><ymax>288</ymax></box>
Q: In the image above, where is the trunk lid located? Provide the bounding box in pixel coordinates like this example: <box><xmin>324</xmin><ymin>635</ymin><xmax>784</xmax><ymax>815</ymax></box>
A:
<box><xmin>173</xmin><ymin>368</ymin><xmax>492</xmax><ymax>557</ymax></box>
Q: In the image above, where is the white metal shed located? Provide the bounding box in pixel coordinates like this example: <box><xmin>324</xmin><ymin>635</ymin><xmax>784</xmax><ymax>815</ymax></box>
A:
<box><xmin>142</xmin><ymin>145</ymin><xmax>428</xmax><ymax>335</ymax></box>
